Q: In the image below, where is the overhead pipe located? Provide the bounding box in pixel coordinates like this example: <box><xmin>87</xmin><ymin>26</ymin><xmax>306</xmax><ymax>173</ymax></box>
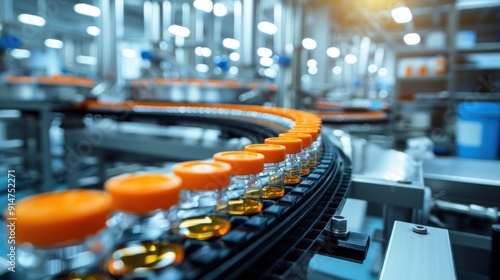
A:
<box><xmin>237</xmin><ymin>0</ymin><xmax>258</xmax><ymax>81</ymax></box>
<box><xmin>92</xmin><ymin>0</ymin><xmax>124</xmax><ymax>98</ymax></box>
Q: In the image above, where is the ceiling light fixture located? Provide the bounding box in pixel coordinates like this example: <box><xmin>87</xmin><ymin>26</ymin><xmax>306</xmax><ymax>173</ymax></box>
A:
<box><xmin>168</xmin><ymin>25</ymin><xmax>190</xmax><ymax>37</ymax></box>
<box><xmin>44</xmin><ymin>39</ymin><xmax>64</xmax><ymax>49</ymax></box>
<box><xmin>222</xmin><ymin>38</ymin><xmax>240</xmax><ymax>49</ymax></box>
<box><xmin>404</xmin><ymin>33</ymin><xmax>420</xmax><ymax>45</ymax></box>
<box><xmin>213</xmin><ymin>3</ymin><xmax>227</xmax><ymax>17</ymax></box>
<box><xmin>302</xmin><ymin>38</ymin><xmax>317</xmax><ymax>50</ymax></box>
<box><xmin>258</xmin><ymin>21</ymin><xmax>277</xmax><ymax>35</ymax></box>
<box><xmin>18</xmin><ymin>14</ymin><xmax>45</xmax><ymax>26</ymax></box>
<box><xmin>122</xmin><ymin>49</ymin><xmax>137</xmax><ymax>58</ymax></box>
<box><xmin>11</xmin><ymin>49</ymin><xmax>31</xmax><ymax>59</ymax></box>
<box><xmin>76</xmin><ymin>55</ymin><xmax>97</xmax><ymax>65</ymax></box>
<box><xmin>86</xmin><ymin>26</ymin><xmax>100</xmax><ymax>36</ymax></box>
<box><xmin>193</xmin><ymin>0</ymin><xmax>213</xmax><ymax>13</ymax></box>
<box><xmin>74</xmin><ymin>3</ymin><xmax>101</xmax><ymax>17</ymax></box>
<box><xmin>391</xmin><ymin>7</ymin><xmax>412</xmax><ymax>24</ymax></box>
<box><xmin>345</xmin><ymin>54</ymin><xmax>357</xmax><ymax>64</ymax></box>
<box><xmin>326</xmin><ymin>47</ymin><xmax>340</xmax><ymax>58</ymax></box>
<box><xmin>257</xmin><ymin>47</ymin><xmax>273</xmax><ymax>57</ymax></box>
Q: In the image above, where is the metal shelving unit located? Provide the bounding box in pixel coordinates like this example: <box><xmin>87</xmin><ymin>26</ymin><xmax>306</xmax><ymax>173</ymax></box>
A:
<box><xmin>392</xmin><ymin>3</ymin><xmax>500</xmax><ymax>153</ymax></box>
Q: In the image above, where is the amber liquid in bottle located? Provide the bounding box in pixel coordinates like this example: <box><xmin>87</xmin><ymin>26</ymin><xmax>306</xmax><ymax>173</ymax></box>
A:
<box><xmin>245</xmin><ymin>186</ymin><xmax>285</xmax><ymax>199</ymax></box>
<box><xmin>216</xmin><ymin>198</ymin><xmax>263</xmax><ymax>215</ymax></box>
<box><xmin>245</xmin><ymin>175</ymin><xmax>284</xmax><ymax>199</ymax></box>
<box><xmin>284</xmin><ymin>167</ymin><xmax>301</xmax><ymax>185</ymax></box>
<box><xmin>174</xmin><ymin>216</ymin><xmax>231</xmax><ymax>240</ymax></box>
<box><xmin>106</xmin><ymin>240</ymin><xmax>184</xmax><ymax>277</ymax></box>
<box><xmin>309</xmin><ymin>154</ymin><xmax>318</xmax><ymax>167</ymax></box>
<box><xmin>300</xmin><ymin>161</ymin><xmax>310</xmax><ymax>175</ymax></box>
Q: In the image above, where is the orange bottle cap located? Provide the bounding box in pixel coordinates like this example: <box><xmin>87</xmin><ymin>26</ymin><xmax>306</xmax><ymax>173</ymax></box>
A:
<box><xmin>279</xmin><ymin>132</ymin><xmax>312</xmax><ymax>148</ymax></box>
<box><xmin>105</xmin><ymin>173</ymin><xmax>182</xmax><ymax>215</ymax></box>
<box><xmin>173</xmin><ymin>161</ymin><xmax>231</xmax><ymax>191</ymax></box>
<box><xmin>293</xmin><ymin>122</ymin><xmax>321</xmax><ymax>129</ymax></box>
<box><xmin>293</xmin><ymin>124</ymin><xmax>321</xmax><ymax>134</ymax></box>
<box><xmin>289</xmin><ymin>128</ymin><xmax>319</xmax><ymax>141</ymax></box>
<box><xmin>293</xmin><ymin>123</ymin><xmax>320</xmax><ymax>128</ymax></box>
<box><xmin>264</xmin><ymin>137</ymin><xmax>302</xmax><ymax>154</ymax></box>
<box><xmin>213</xmin><ymin>151</ymin><xmax>265</xmax><ymax>175</ymax></box>
<box><xmin>244</xmin><ymin>144</ymin><xmax>286</xmax><ymax>163</ymax></box>
<box><xmin>14</xmin><ymin>190</ymin><xmax>111</xmax><ymax>247</ymax></box>
<box><xmin>295</xmin><ymin>119</ymin><xmax>322</xmax><ymax>125</ymax></box>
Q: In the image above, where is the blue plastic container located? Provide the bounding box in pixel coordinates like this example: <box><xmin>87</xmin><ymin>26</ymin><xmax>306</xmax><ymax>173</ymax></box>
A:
<box><xmin>456</xmin><ymin>102</ymin><xmax>500</xmax><ymax>159</ymax></box>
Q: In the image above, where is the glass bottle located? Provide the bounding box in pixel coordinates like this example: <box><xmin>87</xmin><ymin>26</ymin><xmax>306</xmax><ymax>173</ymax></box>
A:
<box><xmin>104</xmin><ymin>173</ymin><xmax>184</xmax><ymax>277</ymax></box>
<box><xmin>279</xmin><ymin>132</ymin><xmax>313</xmax><ymax>174</ymax></box>
<box><xmin>264</xmin><ymin>137</ymin><xmax>302</xmax><ymax>185</ymax></box>
<box><xmin>213</xmin><ymin>151</ymin><xmax>265</xmax><ymax>215</ymax></box>
<box><xmin>290</xmin><ymin>126</ymin><xmax>321</xmax><ymax>163</ymax></box>
<box><xmin>12</xmin><ymin>190</ymin><xmax>113</xmax><ymax>280</ymax></box>
<box><xmin>172</xmin><ymin>160</ymin><xmax>233</xmax><ymax>240</ymax></box>
<box><xmin>244</xmin><ymin>143</ymin><xmax>286</xmax><ymax>199</ymax></box>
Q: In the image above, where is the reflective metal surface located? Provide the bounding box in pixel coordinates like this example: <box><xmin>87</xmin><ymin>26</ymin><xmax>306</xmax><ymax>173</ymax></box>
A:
<box><xmin>127</xmin><ymin>80</ymin><xmax>277</xmax><ymax>105</ymax></box>
<box><xmin>0</xmin><ymin>79</ymin><xmax>95</xmax><ymax>104</ymax></box>
<box><xmin>379</xmin><ymin>221</ymin><xmax>456</xmax><ymax>280</ymax></box>
<box><xmin>423</xmin><ymin>157</ymin><xmax>500</xmax><ymax>208</ymax></box>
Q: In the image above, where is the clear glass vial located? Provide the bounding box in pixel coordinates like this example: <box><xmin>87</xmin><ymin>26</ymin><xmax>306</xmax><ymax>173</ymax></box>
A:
<box><xmin>289</xmin><ymin>126</ymin><xmax>321</xmax><ymax>164</ymax></box>
<box><xmin>12</xmin><ymin>190</ymin><xmax>113</xmax><ymax>280</ymax></box>
<box><xmin>104</xmin><ymin>173</ymin><xmax>184</xmax><ymax>277</ymax></box>
<box><xmin>172</xmin><ymin>160</ymin><xmax>233</xmax><ymax>240</ymax></box>
<box><xmin>279</xmin><ymin>132</ymin><xmax>313</xmax><ymax>174</ymax></box>
<box><xmin>264</xmin><ymin>137</ymin><xmax>302</xmax><ymax>185</ymax></box>
<box><xmin>244</xmin><ymin>143</ymin><xmax>286</xmax><ymax>199</ymax></box>
<box><xmin>105</xmin><ymin>173</ymin><xmax>182</xmax><ymax>240</ymax></box>
<box><xmin>213</xmin><ymin>151</ymin><xmax>265</xmax><ymax>215</ymax></box>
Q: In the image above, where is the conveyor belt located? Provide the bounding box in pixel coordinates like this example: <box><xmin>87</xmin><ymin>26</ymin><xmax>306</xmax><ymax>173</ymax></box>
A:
<box><xmin>100</xmin><ymin>134</ymin><xmax>349</xmax><ymax>280</ymax></box>
<box><xmin>72</xmin><ymin>102</ymin><xmax>352</xmax><ymax>279</ymax></box>
<box><xmin>4</xmin><ymin>102</ymin><xmax>351</xmax><ymax>280</ymax></box>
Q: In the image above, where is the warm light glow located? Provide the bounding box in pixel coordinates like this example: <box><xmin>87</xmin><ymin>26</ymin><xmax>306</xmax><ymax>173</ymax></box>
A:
<box><xmin>213</xmin><ymin>3</ymin><xmax>227</xmax><ymax>17</ymax></box>
<box><xmin>18</xmin><ymin>14</ymin><xmax>45</xmax><ymax>26</ymax></box>
<box><xmin>86</xmin><ymin>26</ymin><xmax>100</xmax><ymax>36</ymax></box>
<box><xmin>229</xmin><ymin>52</ymin><xmax>240</xmax><ymax>61</ymax></box>
<box><xmin>168</xmin><ymin>25</ymin><xmax>190</xmax><ymax>37</ymax></box>
<box><xmin>222</xmin><ymin>38</ymin><xmax>240</xmax><ymax>49</ymax></box>
<box><xmin>258</xmin><ymin>21</ymin><xmax>277</xmax><ymax>35</ymax></box>
<box><xmin>368</xmin><ymin>64</ymin><xmax>378</xmax><ymax>73</ymax></box>
<box><xmin>344</xmin><ymin>54</ymin><xmax>357</xmax><ymax>64</ymax></box>
<box><xmin>260</xmin><ymin>57</ymin><xmax>274</xmax><ymax>67</ymax></box>
<box><xmin>76</xmin><ymin>55</ymin><xmax>97</xmax><ymax>65</ymax></box>
<box><xmin>11</xmin><ymin>49</ymin><xmax>31</xmax><ymax>59</ymax></box>
<box><xmin>404</xmin><ymin>33</ymin><xmax>421</xmax><ymax>45</ymax></box>
<box><xmin>257</xmin><ymin>47</ymin><xmax>273</xmax><ymax>57</ymax></box>
<box><xmin>326</xmin><ymin>47</ymin><xmax>340</xmax><ymax>58</ymax></box>
<box><xmin>378</xmin><ymin>67</ymin><xmax>388</xmax><ymax>77</ymax></box>
<box><xmin>332</xmin><ymin>66</ymin><xmax>342</xmax><ymax>75</ymax></box>
<box><xmin>196</xmin><ymin>64</ymin><xmax>209</xmax><ymax>73</ymax></box>
<box><xmin>391</xmin><ymin>7</ymin><xmax>412</xmax><ymax>23</ymax></box>
<box><xmin>74</xmin><ymin>3</ymin><xmax>101</xmax><ymax>17</ymax></box>
<box><xmin>194</xmin><ymin>0</ymin><xmax>213</xmax><ymax>13</ymax></box>
<box><xmin>122</xmin><ymin>49</ymin><xmax>137</xmax><ymax>58</ymax></box>
<box><xmin>44</xmin><ymin>39</ymin><xmax>63</xmax><ymax>49</ymax></box>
